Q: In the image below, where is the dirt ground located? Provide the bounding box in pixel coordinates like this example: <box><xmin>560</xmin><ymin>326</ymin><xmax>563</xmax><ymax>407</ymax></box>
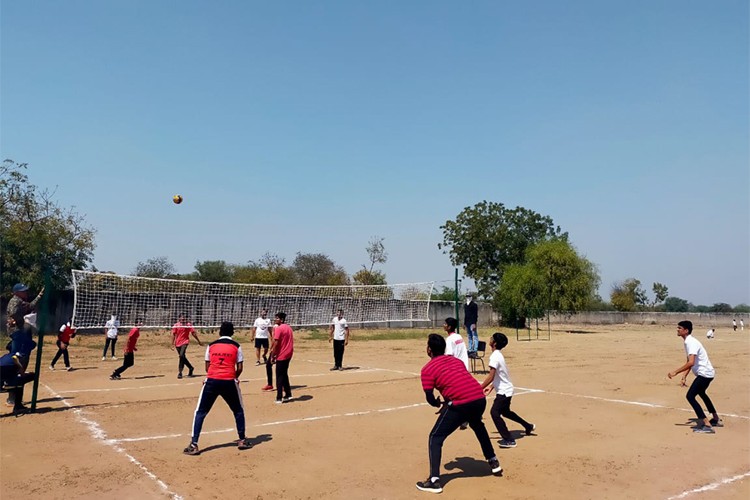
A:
<box><xmin>1</xmin><ymin>324</ymin><xmax>748</xmax><ymax>500</ymax></box>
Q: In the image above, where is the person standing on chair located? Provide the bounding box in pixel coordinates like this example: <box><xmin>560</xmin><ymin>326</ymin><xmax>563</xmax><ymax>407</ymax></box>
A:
<box><xmin>464</xmin><ymin>293</ymin><xmax>479</xmax><ymax>354</ymax></box>
<box><xmin>172</xmin><ymin>314</ymin><xmax>202</xmax><ymax>379</ymax></box>
<box><xmin>328</xmin><ymin>309</ymin><xmax>349</xmax><ymax>371</ymax></box>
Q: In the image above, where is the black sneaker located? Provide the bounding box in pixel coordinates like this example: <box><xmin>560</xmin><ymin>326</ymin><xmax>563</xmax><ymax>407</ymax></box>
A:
<box><xmin>525</xmin><ymin>423</ymin><xmax>536</xmax><ymax>435</ymax></box>
<box><xmin>110</xmin><ymin>374</ymin><xmax>120</xmax><ymax>380</ymax></box>
<box><xmin>488</xmin><ymin>457</ymin><xmax>503</xmax><ymax>475</ymax></box>
<box><xmin>177</xmin><ymin>373</ymin><xmax>183</xmax><ymax>379</ymax></box>
<box><xmin>188</xmin><ymin>369</ymin><xmax>195</xmax><ymax>378</ymax></box>
<box><xmin>693</xmin><ymin>425</ymin><xmax>715</xmax><ymax>434</ymax></box>
<box><xmin>499</xmin><ymin>439</ymin><xmax>517</xmax><ymax>448</ymax></box>
<box><xmin>330</xmin><ymin>366</ymin><xmax>339</xmax><ymax>371</ymax></box>
<box><xmin>183</xmin><ymin>442</ymin><xmax>200</xmax><ymax>455</ymax></box>
<box><xmin>416</xmin><ymin>478</ymin><xmax>443</xmax><ymax>493</ymax></box>
<box><xmin>709</xmin><ymin>418</ymin><xmax>724</xmax><ymax>427</ymax></box>
<box><xmin>237</xmin><ymin>438</ymin><xmax>253</xmax><ymax>450</ymax></box>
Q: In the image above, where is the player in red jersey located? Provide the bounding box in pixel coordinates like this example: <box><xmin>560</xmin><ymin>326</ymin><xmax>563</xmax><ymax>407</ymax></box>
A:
<box><xmin>416</xmin><ymin>334</ymin><xmax>502</xmax><ymax>494</ymax></box>
<box><xmin>171</xmin><ymin>314</ymin><xmax>202</xmax><ymax>379</ymax></box>
<box><xmin>110</xmin><ymin>321</ymin><xmax>141</xmax><ymax>380</ymax></box>
<box><xmin>183</xmin><ymin>322</ymin><xmax>252</xmax><ymax>455</ymax></box>
<box><xmin>50</xmin><ymin>321</ymin><xmax>77</xmax><ymax>371</ymax></box>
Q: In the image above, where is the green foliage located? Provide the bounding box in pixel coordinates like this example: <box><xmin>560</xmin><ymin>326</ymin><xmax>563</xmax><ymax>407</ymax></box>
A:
<box><xmin>709</xmin><ymin>302</ymin><xmax>732</xmax><ymax>313</ymax></box>
<box><xmin>133</xmin><ymin>256</ymin><xmax>177</xmax><ymax>278</ymax></box>
<box><xmin>664</xmin><ymin>296</ymin><xmax>690</xmax><ymax>312</ymax></box>
<box><xmin>494</xmin><ymin>240</ymin><xmax>599</xmax><ymax>321</ymax></box>
<box><xmin>610</xmin><ymin>278</ymin><xmax>648</xmax><ymax>312</ymax></box>
<box><xmin>352</xmin><ymin>269</ymin><xmax>387</xmax><ymax>285</ymax></box>
<box><xmin>734</xmin><ymin>303</ymin><xmax>750</xmax><ymax>313</ymax></box>
<box><xmin>194</xmin><ymin>260</ymin><xmax>232</xmax><ymax>282</ymax></box>
<box><xmin>234</xmin><ymin>253</ymin><xmax>295</xmax><ymax>284</ymax></box>
<box><xmin>652</xmin><ymin>282</ymin><xmax>669</xmax><ymax>306</ymax></box>
<box><xmin>0</xmin><ymin>160</ymin><xmax>96</xmax><ymax>294</ymax></box>
<box><xmin>431</xmin><ymin>286</ymin><xmax>458</xmax><ymax>302</ymax></box>
<box><xmin>291</xmin><ymin>252</ymin><xmax>349</xmax><ymax>285</ymax></box>
<box><xmin>440</xmin><ymin>201</ymin><xmax>567</xmax><ymax>296</ymax></box>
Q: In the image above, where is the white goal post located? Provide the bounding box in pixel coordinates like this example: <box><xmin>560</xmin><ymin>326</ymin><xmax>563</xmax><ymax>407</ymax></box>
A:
<box><xmin>71</xmin><ymin>270</ymin><xmax>435</xmax><ymax>329</ymax></box>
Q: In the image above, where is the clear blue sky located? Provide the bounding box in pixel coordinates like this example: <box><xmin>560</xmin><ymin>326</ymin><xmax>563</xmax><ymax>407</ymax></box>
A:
<box><xmin>2</xmin><ymin>1</ymin><xmax>748</xmax><ymax>306</ymax></box>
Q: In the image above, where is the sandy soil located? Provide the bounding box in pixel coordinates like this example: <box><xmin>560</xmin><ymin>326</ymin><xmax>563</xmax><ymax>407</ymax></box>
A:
<box><xmin>1</xmin><ymin>324</ymin><xmax>748</xmax><ymax>500</ymax></box>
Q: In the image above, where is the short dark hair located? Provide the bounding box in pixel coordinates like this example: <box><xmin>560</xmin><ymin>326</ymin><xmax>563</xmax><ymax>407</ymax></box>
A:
<box><xmin>444</xmin><ymin>317</ymin><xmax>458</xmax><ymax>331</ymax></box>
<box><xmin>491</xmin><ymin>332</ymin><xmax>508</xmax><ymax>350</ymax></box>
<box><xmin>276</xmin><ymin>312</ymin><xmax>286</xmax><ymax>321</ymax></box>
<box><xmin>219</xmin><ymin>321</ymin><xmax>234</xmax><ymax>336</ymax></box>
<box><xmin>678</xmin><ymin>320</ymin><xmax>693</xmax><ymax>334</ymax></box>
<box><xmin>428</xmin><ymin>333</ymin><xmax>446</xmax><ymax>356</ymax></box>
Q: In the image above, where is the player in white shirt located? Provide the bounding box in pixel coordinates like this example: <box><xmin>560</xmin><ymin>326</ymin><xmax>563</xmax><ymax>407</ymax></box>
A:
<box><xmin>102</xmin><ymin>314</ymin><xmax>120</xmax><ymax>360</ymax></box>
<box><xmin>443</xmin><ymin>317</ymin><xmax>469</xmax><ymax>370</ymax></box>
<box><xmin>668</xmin><ymin>320</ymin><xmax>722</xmax><ymax>433</ymax></box>
<box><xmin>705</xmin><ymin>328</ymin><xmax>714</xmax><ymax>339</ymax></box>
<box><xmin>328</xmin><ymin>309</ymin><xmax>350</xmax><ymax>371</ymax></box>
<box><xmin>252</xmin><ymin>309</ymin><xmax>272</xmax><ymax>366</ymax></box>
<box><xmin>479</xmin><ymin>332</ymin><xmax>535</xmax><ymax>448</ymax></box>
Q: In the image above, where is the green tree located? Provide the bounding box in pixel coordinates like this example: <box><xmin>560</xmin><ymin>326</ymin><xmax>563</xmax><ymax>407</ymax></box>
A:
<box><xmin>734</xmin><ymin>303</ymin><xmax>750</xmax><ymax>313</ymax></box>
<box><xmin>440</xmin><ymin>201</ymin><xmax>566</xmax><ymax>297</ymax></box>
<box><xmin>133</xmin><ymin>256</ymin><xmax>176</xmax><ymax>278</ymax></box>
<box><xmin>493</xmin><ymin>240</ymin><xmax>599</xmax><ymax>323</ymax></box>
<box><xmin>291</xmin><ymin>252</ymin><xmax>349</xmax><ymax>285</ymax></box>
<box><xmin>651</xmin><ymin>282</ymin><xmax>669</xmax><ymax>307</ymax></box>
<box><xmin>430</xmin><ymin>286</ymin><xmax>458</xmax><ymax>302</ymax></box>
<box><xmin>664</xmin><ymin>296</ymin><xmax>690</xmax><ymax>312</ymax></box>
<box><xmin>610</xmin><ymin>278</ymin><xmax>648</xmax><ymax>311</ymax></box>
<box><xmin>1</xmin><ymin>160</ymin><xmax>96</xmax><ymax>294</ymax></box>
<box><xmin>710</xmin><ymin>302</ymin><xmax>732</xmax><ymax>313</ymax></box>
<box><xmin>234</xmin><ymin>253</ymin><xmax>295</xmax><ymax>284</ymax></box>
<box><xmin>194</xmin><ymin>260</ymin><xmax>232</xmax><ymax>282</ymax></box>
<box><xmin>353</xmin><ymin>236</ymin><xmax>388</xmax><ymax>285</ymax></box>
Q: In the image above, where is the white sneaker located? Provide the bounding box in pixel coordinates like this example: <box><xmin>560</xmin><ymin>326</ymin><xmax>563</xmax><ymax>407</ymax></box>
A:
<box><xmin>49</xmin><ymin>365</ymin><xmax>55</xmax><ymax>371</ymax></box>
<box><xmin>111</xmin><ymin>356</ymin><xmax>117</xmax><ymax>360</ymax></box>
<box><xmin>66</xmin><ymin>367</ymin><xmax>73</xmax><ymax>372</ymax></box>
<box><xmin>102</xmin><ymin>357</ymin><xmax>106</xmax><ymax>361</ymax></box>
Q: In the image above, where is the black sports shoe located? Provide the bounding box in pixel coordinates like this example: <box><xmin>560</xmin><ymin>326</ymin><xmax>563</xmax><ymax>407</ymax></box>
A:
<box><xmin>525</xmin><ymin>423</ymin><xmax>536</xmax><ymax>435</ymax></box>
<box><xmin>416</xmin><ymin>478</ymin><xmax>443</xmax><ymax>493</ymax></box>
<box><xmin>709</xmin><ymin>418</ymin><xmax>724</xmax><ymax>427</ymax></box>
<box><xmin>488</xmin><ymin>457</ymin><xmax>503</xmax><ymax>475</ymax></box>
<box><xmin>188</xmin><ymin>369</ymin><xmax>195</xmax><ymax>378</ymax></box>
<box><xmin>237</xmin><ymin>438</ymin><xmax>253</xmax><ymax>450</ymax></box>
<box><xmin>183</xmin><ymin>442</ymin><xmax>200</xmax><ymax>455</ymax></box>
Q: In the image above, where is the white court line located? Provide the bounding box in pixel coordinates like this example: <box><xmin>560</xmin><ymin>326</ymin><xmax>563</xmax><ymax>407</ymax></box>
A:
<box><xmin>520</xmin><ymin>388</ymin><xmax>750</xmax><ymax>420</ymax></box>
<box><xmin>111</xmin><ymin>402</ymin><xmax>428</xmax><ymax>443</ymax></box>
<box><xmin>59</xmin><ymin>368</ymin><xmax>391</xmax><ymax>394</ymax></box>
<box><xmin>666</xmin><ymin>471</ymin><xmax>750</xmax><ymax>499</ymax></box>
<box><xmin>42</xmin><ymin>383</ymin><xmax>183</xmax><ymax>500</ymax></box>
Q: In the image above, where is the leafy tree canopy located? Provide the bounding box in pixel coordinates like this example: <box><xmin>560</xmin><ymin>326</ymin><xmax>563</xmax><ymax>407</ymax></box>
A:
<box><xmin>1</xmin><ymin>160</ymin><xmax>96</xmax><ymax>294</ymax></box>
<box><xmin>494</xmin><ymin>239</ymin><xmax>599</xmax><ymax>321</ymax></box>
<box><xmin>133</xmin><ymin>256</ymin><xmax>176</xmax><ymax>278</ymax></box>
<box><xmin>664</xmin><ymin>296</ymin><xmax>690</xmax><ymax>312</ymax></box>
<box><xmin>440</xmin><ymin>201</ymin><xmax>566</xmax><ymax>297</ymax></box>
<box><xmin>291</xmin><ymin>252</ymin><xmax>349</xmax><ymax>286</ymax></box>
<box><xmin>610</xmin><ymin>278</ymin><xmax>648</xmax><ymax>312</ymax></box>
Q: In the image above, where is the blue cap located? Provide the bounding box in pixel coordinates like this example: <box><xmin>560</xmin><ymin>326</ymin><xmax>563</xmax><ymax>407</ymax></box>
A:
<box><xmin>12</xmin><ymin>283</ymin><xmax>29</xmax><ymax>293</ymax></box>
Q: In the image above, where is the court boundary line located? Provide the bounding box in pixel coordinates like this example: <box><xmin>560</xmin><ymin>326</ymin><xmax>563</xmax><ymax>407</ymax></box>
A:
<box><xmin>42</xmin><ymin>383</ymin><xmax>183</xmax><ymax>500</ymax></box>
<box><xmin>666</xmin><ymin>470</ymin><xmax>750</xmax><ymax>499</ymax></box>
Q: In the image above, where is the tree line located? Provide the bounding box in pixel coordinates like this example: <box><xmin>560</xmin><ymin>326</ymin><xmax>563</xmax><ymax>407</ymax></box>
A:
<box><xmin>2</xmin><ymin>160</ymin><xmax>748</xmax><ymax>319</ymax></box>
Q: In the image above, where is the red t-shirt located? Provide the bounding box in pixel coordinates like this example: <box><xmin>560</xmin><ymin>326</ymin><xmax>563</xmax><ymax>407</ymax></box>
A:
<box><xmin>273</xmin><ymin>324</ymin><xmax>294</xmax><ymax>361</ymax></box>
<box><xmin>124</xmin><ymin>327</ymin><xmax>140</xmax><ymax>354</ymax></box>
<box><xmin>58</xmin><ymin>324</ymin><xmax>77</xmax><ymax>344</ymax></box>
<box><xmin>172</xmin><ymin>321</ymin><xmax>194</xmax><ymax>347</ymax></box>
<box><xmin>421</xmin><ymin>355</ymin><xmax>485</xmax><ymax>406</ymax></box>
<box><xmin>206</xmin><ymin>337</ymin><xmax>242</xmax><ymax>380</ymax></box>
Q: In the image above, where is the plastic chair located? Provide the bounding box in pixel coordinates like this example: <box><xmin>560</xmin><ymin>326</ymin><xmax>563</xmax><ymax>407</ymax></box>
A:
<box><xmin>469</xmin><ymin>341</ymin><xmax>486</xmax><ymax>373</ymax></box>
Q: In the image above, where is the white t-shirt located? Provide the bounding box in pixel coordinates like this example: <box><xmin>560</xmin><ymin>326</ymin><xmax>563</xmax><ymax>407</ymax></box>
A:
<box><xmin>105</xmin><ymin>317</ymin><xmax>120</xmax><ymax>339</ymax></box>
<box><xmin>684</xmin><ymin>335</ymin><xmax>715</xmax><ymax>378</ymax></box>
<box><xmin>332</xmin><ymin>317</ymin><xmax>348</xmax><ymax>340</ymax></box>
<box><xmin>253</xmin><ymin>317</ymin><xmax>271</xmax><ymax>339</ymax></box>
<box><xmin>488</xmin><ymin>350</ymin><xmax>514</xmax><ymax>397</ymax></box>
<box><xmin>706</xmin><ymin>329</ymin><xmax>714</xmax><ymax>338</ymax></box>
<box><xmin>445</xmin><ymin>332</ymin><xmax>469</xmax><ymax>370</ymax></box>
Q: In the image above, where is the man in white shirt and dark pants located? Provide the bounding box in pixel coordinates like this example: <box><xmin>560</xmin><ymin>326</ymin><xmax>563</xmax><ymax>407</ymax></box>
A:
<box><xmin>668</xmin><ymin>320</ymin><xmax>722</xmax><ymax>433</ymax></box>
<box><xmin>329</xmin><ymin>309</ymin><xmax>349</xmax><ymax>371</ymax></box>
<box><xmin>252</xmin><ymin>309</ymin><xmax>272</xmax><ymax>366</ymax></box>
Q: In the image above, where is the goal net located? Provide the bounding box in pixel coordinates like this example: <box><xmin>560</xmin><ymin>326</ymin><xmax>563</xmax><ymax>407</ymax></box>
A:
<box><xmin>71</xmin><ymin>270</ymin><xmax>435</xmax><ymax>329</ymax></box>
